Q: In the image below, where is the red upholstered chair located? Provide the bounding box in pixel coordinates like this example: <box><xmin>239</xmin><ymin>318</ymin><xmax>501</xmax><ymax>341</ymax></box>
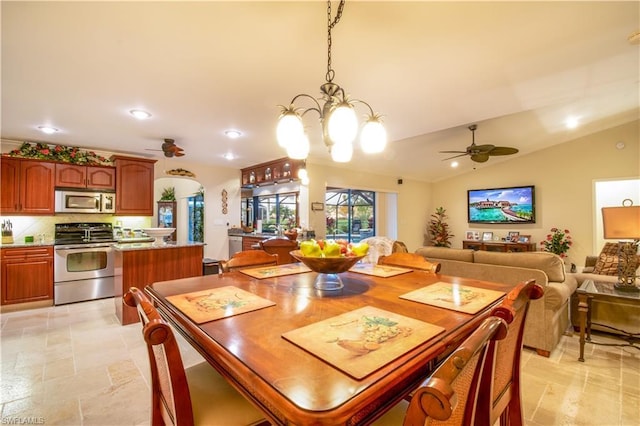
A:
<box><xmin>374</xmin><ymin>316</ymin><xmax>508</xmax><ymax>426</ymax></box>
<box><xmin>479</xmin><ymin>279</ymin><xmax>544</xmax><ymax>426</ymax></box>
<box><xmin>378</xmin><ymin>252</ymin><xmax>441</xmax><ymax>273</ymax></box>
<box><xmin>124</xmin><ymin>287</ymin><xmax>269</xmax><ymax>426</ymax></box>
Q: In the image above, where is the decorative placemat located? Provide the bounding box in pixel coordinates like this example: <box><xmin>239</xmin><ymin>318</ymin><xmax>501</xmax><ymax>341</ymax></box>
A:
<box><xmin>239</xmin><ymin>263</ymin><xmax>312</xmax><ymax>279</ymax></box>
<box><xmin>282</xmin><ymin>306</ymin><xmax>444</xmax><ymax>379</ymax></box>
<box><xmin>349</xmin><ymin>263</ymin><xmax>413</xmax><ymax>278</ymax></box>
<box><xmin>400</xmin><ymin>282</ymin><xmax>505</xmax><ymax>314</ymax></box>
<box><xmin>167</xmin><ymin>286</ymin><xmax>275</xmax><ymax>324</ymax></box>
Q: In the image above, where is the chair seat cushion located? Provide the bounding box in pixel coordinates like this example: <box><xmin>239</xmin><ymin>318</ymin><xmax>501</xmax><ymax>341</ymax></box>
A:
<box><xmin>186</xmin><ymin>362</ymin><xmax>266</xmax><ymax>425</ymax></box>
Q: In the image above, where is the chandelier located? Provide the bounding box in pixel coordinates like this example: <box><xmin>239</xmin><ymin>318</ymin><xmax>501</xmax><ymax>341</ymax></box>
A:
<box><xmin>276</xmin><ymin>0</ymin><xmax>386</xmax><ymax>163</ymax></box>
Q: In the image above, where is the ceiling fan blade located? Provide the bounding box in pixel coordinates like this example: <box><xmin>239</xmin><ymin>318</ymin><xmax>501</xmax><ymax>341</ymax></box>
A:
<box><xmin>174</xmin><ymin>152</ymin><xmax>185</xmax><ymax>157</ymax></box>
<box><xmin>470</xmin><ymin>144</ymin><xmax>495</xmax><ymax>153</ymax></box>
<box><xmin>471</xmin><ymin>153</ymin><xmax>490</xmax><ymax>163</ymax></box>
<box><xmin>488</xmin><ymin>147</ymin><xmax>519</xmax><ymax>156</ymax></box>
<box><xmin>439</xmin><ymin>150</ymin><xmax>468</xmax><ymax>154</ymax></box>
<box><xmin>442</xmin><ymin>153</ymin><xmax>469</xmax><ymax>161</ymax></box>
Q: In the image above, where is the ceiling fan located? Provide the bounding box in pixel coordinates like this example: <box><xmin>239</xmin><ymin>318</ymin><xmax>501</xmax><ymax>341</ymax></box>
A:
<box><xmin>146</xmin><ymin>139</ymin><xmax>185</xmax><ymax>158</ymax></box>
<box><xmin>440</xmin><ymin>124</ymin><xmax>518</xmax><ymax>163</ymax></box>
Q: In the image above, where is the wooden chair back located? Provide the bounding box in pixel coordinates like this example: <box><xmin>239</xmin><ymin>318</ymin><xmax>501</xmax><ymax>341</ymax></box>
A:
<box><xmin>402</xmin><ymin>316</ymin><xmax>508</xmax><ymax>426</ymax></box>
<box><xmin>220</xmin><ymin>250</ymin><xmax>278</xmax><ymax>272</ymax></box>
<box><xmin>478</xmin><ymin>279</ymin><xmax>544</xmax><ymax>426</ymax></box>
<box><xmin>392</xmin><ymin>240</ymin><xmax>409</xmax><ymax>253</ymax></box>
<box><xmin>124</xmin><ymin>287</ymin><xmax>195</xmax><ymax>426</ymax></box>
<box><xmin>378</xmin><ymin>252</ymin><xmax>442</xmax><ymax>273</ymax></box>
<box><xmin>258</xmin><ymin>237</ymin><xmax>298</xmax><ymax>265</ymax></box>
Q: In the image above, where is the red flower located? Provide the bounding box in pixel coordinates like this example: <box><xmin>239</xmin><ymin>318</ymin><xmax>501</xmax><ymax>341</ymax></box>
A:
<box><xmin>40</xmin><ymin>149</ymin><xmax>50</xmax><ymax>155</ymax></box>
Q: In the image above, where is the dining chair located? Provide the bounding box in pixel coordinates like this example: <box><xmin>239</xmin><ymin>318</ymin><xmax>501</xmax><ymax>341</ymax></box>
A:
<box><xmin>377</xmin><ymin>252</ymin><xmax>442</xmax><ymax>273</ymax></box>
<box><xmin>392</xmin><ymin>240</ymin><xmax>409</xmax><ymax>253</ymax></box>
<box><xmin>478</xmin><ymin>279</ymin><xmax>544</xmax><ymax>426</ymax></box>
<box><xmin>123</xmin><ymin>287</ymin><xmax>269</xmax><ymax>426</ymax></box>
<box><xmin>220</xmin><ymin>250</ymin><xmax>278</xmax><ymax>272</ymax></box>
<box><xmin>258</xmin><ymin>237</ymin><xmax>298</xmax><ymax>264</ymax></box>
<box><xmin>374</xmin><ymin>316</ymin><xmax>508</xmax><ymax>426</ymax></box>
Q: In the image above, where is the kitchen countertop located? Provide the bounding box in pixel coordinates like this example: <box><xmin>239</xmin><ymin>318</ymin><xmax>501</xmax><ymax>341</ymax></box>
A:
<box><xmin>227</xmin><ymin>231</ymin><xmax>287</xmax><ymax>238</ymax></box>
<box><xmin>113</xmin><ymin>241</ymin><xmax>206</xmax><ymax>251</ymax></box>
<box><xmin>0</xmin><ymin>241</ymin><xmax>55</xmax><ymax>248</ymax></box>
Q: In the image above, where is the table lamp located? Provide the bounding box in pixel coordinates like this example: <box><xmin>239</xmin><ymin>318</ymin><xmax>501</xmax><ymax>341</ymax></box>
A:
<box><xmin>601</xmin><ymin>199</ymin><xmax>640</xmax><ymax>292</ymax></box>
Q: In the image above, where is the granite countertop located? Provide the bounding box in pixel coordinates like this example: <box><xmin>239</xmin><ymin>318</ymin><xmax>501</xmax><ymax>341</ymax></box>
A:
<box><xmin>0</xmin><ymin>241</ymin><xmax>55</xmax><ymax>248</ymax></box>
<box><xmin>113</xmin><ymin>241</ymin><xmax>206</xmax><ymax>251</ymax></box>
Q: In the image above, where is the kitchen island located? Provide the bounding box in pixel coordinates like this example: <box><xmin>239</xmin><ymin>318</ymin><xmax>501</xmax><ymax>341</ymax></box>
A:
<box><xmin>113</xmin><ymin>241</ymin><xmax>205</xmax><ymax>325</ymax></box>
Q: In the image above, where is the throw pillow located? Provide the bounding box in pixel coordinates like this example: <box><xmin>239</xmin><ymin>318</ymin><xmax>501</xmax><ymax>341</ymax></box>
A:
<box><xmin>593</xmin><ymin>253</ymin><xmax>619</xmax><ymax>275</ymax></box>
<box><xmin>599</xmin><ymin>242</ymin><xmax>619</xmax><ymax>256</ymax></box>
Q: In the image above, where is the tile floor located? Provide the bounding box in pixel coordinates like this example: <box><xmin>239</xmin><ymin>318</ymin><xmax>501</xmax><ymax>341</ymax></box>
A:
<box><xmin>1</xmin><ymin>298</ymin><xmax>638</xmax><ymax>425</ymax></box>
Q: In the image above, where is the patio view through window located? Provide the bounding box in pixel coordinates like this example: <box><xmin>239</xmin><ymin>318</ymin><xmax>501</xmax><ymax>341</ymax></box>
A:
<box><xmin>325</xmin><ymin>188</ymin><xmax>375</xmax><ymax>242</ymax></box>
<box><xmin>256</xmin><ymin>192</ymin><xmax>299</xmax><ymax>233</ymax></box>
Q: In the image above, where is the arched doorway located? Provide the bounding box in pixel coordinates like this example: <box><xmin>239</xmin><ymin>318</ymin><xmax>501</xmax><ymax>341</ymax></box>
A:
<box><xmin>154</xmin><ymin>177</ymin><xmax>204</xmax><ymax>244</ymax></box>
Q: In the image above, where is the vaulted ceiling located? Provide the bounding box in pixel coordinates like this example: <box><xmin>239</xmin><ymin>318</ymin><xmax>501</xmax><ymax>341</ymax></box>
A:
<box><xmin>2</xmin><ymin>1</ymin><xmax>638</xmax><ymax>182</ymax></box>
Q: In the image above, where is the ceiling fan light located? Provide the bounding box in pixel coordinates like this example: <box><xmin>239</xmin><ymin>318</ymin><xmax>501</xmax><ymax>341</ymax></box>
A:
<box><xmin>286</xmin><ymin>134</ymin><xmax>310</xmax><ymax>160</ymax></box>
<box><xmin>330</xmin><ymin>141</ymin><xmax>353</xmax><ymax>163</ymax></box>
<box><xmin>277</xmin><ymin>111</ymin><xmax>304</xmax><ymax>148</ymax></box>
<box><xmin>360</xmin><ymin>118</ymin><xmax>386</xmax><ymax>153</ymax></box>
<box><xmin>327</xmin><ymin>102</ymin><xmax>357</xmax><ymax>146</ymax></box>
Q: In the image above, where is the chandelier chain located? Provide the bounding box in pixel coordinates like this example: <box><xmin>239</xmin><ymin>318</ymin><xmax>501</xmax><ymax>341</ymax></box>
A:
<box><xmin>326</xmin><ymin>0</ymin><xmax>345</xmax><ymax>83</ymax></box>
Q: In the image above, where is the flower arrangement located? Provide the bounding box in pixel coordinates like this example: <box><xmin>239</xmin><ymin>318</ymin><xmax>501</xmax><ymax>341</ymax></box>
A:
<box><xmin>428</xmin><ymin>206</ymin><xmax>454</xmax><ymax>247</ymax></box>
<box><xmin>8</xmin><ymin>142</ymin><xmax>111</xmax><ymax>165</ymax></box>
<box><xmin>540</xmin><ymin>228</ymin><xmax>572</xmax><ymax>258</ymax></box>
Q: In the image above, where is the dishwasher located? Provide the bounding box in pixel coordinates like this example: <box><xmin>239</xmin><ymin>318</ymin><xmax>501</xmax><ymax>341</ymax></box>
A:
<box><xmin>229</xmin><ymin>235</ymin><xmax>243</xmax><ymax>258</ymax></box>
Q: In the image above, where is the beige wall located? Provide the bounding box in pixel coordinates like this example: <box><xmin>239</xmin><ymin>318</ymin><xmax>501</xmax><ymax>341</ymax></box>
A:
<box><xmin>430</xmin><ymin>120</ymin><xmax>639</xmax><ymax>266</ymax></box>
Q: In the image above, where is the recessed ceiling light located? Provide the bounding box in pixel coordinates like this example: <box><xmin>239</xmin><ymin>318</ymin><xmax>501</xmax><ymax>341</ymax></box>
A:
<box><xmin>224</xmin><ymin>130</ymin><xmax>242</xmax><ymax>139</ymax></box>
<box><xmin>38</xmin><ymin>126</ymin><xmax>59</xmax><ymax>134</ymax></box>
<box><xmin>565</xmin><ymin>116</ymin><xmax>579</xmax><ymax>129</ymax></box>
<box><xmin>129</xmin><ymin>109</ymin><xmax>152</xmax><ymax>120</ymax></box>
<box><xmin>223</xmin><ymin>153</ymin><xmax>235</xmax><ymax>160</ymax></box>
<box><xmin>451</xmin><ymin>161</ymin><xmax>459</xmax><ymax>168</ymax></box>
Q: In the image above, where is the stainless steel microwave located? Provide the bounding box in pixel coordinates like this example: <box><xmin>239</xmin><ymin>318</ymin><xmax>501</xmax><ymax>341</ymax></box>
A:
<box><xmin>55</xmin><ymin>191</ymin><xmax>116</xmax><ymax>214</ymax></box>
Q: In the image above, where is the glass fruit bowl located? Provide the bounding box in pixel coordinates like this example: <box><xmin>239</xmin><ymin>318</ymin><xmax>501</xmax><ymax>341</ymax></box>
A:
<box><xmin>290</xmin><ymin>250</ymin><xmax>365</xmax><ymax>290</ymax></box>
<box><xmin>142</xmin><ymin>228</ymin><xmax>175</xmax><ymax>246</ymax></box>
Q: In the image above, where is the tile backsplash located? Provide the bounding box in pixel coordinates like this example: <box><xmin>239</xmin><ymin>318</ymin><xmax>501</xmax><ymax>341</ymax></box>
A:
<box><xmin>0</xmin><ymin>214</ymin><xmax>152</xmax><ymax>244</ymax></box>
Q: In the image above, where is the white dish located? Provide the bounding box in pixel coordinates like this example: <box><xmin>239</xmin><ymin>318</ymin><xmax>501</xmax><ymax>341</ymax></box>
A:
<box><xmin>142</xmin><ymin>228</ymin><xmax>175</xmax><ymax>245</ymax></box>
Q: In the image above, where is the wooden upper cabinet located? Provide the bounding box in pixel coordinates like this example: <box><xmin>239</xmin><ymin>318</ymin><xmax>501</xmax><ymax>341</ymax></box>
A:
<box><xmin>1</xmin><ymin>157</ymin><xmax>55</xmax><ymax>214</ymax></box>
<box><xmin>111</xmin><ymin>155</ymin><xmax>156</xmax><ymax>216</ymax></box>
<box><xmin>55</xmin><ymin>163</ymin><xmax>116</xmax><ymax>190</ymax></box>
<box><xmin>241</xmin><ymin>158</ymin><xmax>304</xmax><ymax>187</ymax></box>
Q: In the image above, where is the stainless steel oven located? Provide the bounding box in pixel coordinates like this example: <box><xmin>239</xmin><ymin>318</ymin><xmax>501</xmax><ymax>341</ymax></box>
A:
<box><xmin>54</xmin><ymin>223</ymin><xmax>116</xmax><ymax>305</ymax></box>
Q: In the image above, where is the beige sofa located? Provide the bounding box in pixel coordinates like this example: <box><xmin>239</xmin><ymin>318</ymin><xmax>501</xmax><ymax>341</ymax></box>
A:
<box><xmin>415</xmin><ymin>246</ymin><xmax>578</xmax><ymax>357</ymax></box>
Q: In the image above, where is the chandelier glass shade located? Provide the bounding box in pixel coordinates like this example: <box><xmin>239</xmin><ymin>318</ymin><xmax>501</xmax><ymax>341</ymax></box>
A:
<box><xmin>276</xmin><ymin>0</ymin><xmax>386</xmax><ymax>163</ymax></box>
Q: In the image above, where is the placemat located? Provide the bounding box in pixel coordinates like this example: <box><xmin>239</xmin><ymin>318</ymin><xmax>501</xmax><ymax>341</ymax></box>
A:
<box><xmin>282</xmin><ymin>306</ymin><xmax>444</xmax><ymax>379</ymax></box>
<box><xmin>239</xmin><ymin>263</ymin><xmax>311</xmax><ymax>279</ymax></box>
<box><xmin>349</xmin><ymin>263</ymin><xmax>413</xmax><ymax>278</ymax></box>
<box><xmin>400</xmin><ymin>281</ymin><xmax>505</xmax><ymax>314</ymax></box>
<box><xmin>167</xmin><ymin>286</ymin><xmax>275</xmax><ymax>324</ymax></box>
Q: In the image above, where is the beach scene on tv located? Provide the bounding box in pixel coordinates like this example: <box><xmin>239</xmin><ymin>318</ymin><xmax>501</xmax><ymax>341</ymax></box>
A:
<box><xmin>468</xmin><ymin>186</ymin><xmax>535</xmax><ymax>223</ymax></box>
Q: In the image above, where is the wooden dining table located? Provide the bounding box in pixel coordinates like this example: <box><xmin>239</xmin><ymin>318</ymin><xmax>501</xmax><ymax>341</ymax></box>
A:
<box><xmin>145</xmin><ymin>264</ymin><xmax>513</xmax><ymax>426</ymax></box>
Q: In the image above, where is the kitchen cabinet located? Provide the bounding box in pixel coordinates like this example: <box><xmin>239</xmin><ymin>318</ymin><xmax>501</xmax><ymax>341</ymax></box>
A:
<box><xmin>0</xmin><ymin>157</ymin><xmax>55</xmax><ymax>214</ymax></box>
<box><xmin>111</xmin><ymin>155</ymin><xmax>157</xmax><ymax>216</ymax></box>
<box><xmin>157</xmin><ymin>201</ymin><xmax>177</xmax><ymax>242</ymax></box>
<box><xmin>55</xmin><ymin>163</ymin><xmax>116</xmax><ymax>190</ymax></box>
<box><xmin>1</xmin><ymin>246</ymin><xmax>54</xmax><ymax>305</ymax></box>
<box><xmin>241</xmin><ymin>157</ymin><xmax>304</xmax><ymax>188</ymax></box>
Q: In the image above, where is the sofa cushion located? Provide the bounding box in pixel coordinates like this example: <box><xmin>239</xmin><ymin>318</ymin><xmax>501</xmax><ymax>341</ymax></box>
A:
<box><xmin>473</xmin><ymin>251</ymin><xmax>566</xmax><ymax>282</ymax></box>
<box><xmin>414</xmin><ymin>246</ymin><xmax>474</xmax><ymax>262</ymax></box>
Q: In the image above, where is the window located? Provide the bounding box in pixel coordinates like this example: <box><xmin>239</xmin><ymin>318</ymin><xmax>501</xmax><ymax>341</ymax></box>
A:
<box><xmin>254</xmin><ymin>192</ymin><xmax>299</xmax><ymax>234</ymax></box>
<box><xmin>325</xmin><ymin>188</ymin><xmax>375</xmax><ymax>242</ymax></box>
<box><xmin>187</xmin><ymin>194</ymin><xmax>204</xmax><ymax>242</ymax></box>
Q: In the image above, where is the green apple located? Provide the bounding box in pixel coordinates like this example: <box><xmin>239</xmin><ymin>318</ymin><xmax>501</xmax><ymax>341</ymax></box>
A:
<box><xmin>322</xmin><ymin>240</ymin><xmax>342</xmax><ymax>257</ymax></box>
<box><xmin>300</xmin><ymin>240</ymin><xmax>322</xmax><ymax>257</ymax></box>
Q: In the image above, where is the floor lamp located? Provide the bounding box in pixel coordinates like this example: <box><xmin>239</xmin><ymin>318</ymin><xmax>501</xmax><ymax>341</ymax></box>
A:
<box><xmin>602</xmin><ymin>199</ymin><xmax>640</xmax><ymax>292</ymax></box>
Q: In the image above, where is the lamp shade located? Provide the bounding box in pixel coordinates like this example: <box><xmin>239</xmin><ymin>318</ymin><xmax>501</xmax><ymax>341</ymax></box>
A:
<box><xmin>286</xmin><ymin>134</ymin><xmax>310</xmax><ymax>160</ymax></box>
<box><xmin>330</xmin><ymin>141</ymin><xmax>353</xmax><ymax>163</ymax></box>
<box><xmin>327</xmin><ymin>102</ymin><xmax>358</xmax><ymax>146</ymax></box>
<box><xmin>360</xmin><ymin>118</ymin><xmax>387</xmax><ymax>153</ymax></box>
<box><xmin>277</xmin><ymin>111</ymin><xmax>304</xmax><ymax>148</ymax></box>
<box><xmin>602</xmin><ymin>205</ymin><xmax>640</xmax><ymax>239</ymax></box>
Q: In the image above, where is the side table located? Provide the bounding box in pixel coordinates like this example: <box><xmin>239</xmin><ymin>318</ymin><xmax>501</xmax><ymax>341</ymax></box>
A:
<box><xmin>577</xmin><ymin>279</ymin><xmax>640</xmax><ymax>362</ymax></box>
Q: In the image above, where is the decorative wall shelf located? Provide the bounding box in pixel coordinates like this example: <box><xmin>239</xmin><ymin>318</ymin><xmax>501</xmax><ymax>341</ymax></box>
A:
<box><xmin>241</xmin><ymin>157</ymin><xmax>304</xmax><ymax>188</ymax></box>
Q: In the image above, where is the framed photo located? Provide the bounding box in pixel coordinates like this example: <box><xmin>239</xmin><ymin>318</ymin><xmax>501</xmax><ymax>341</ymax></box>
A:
<box><xmin>311</xmin><ymin>202</ymin><xmax>324</xmax><ymax>211</ymax></box>
<box><xmin>473</xmin><ymin>231</ymin><xmax>480</xmax><ymax>241</ymax></box>
<box><xmin>482</xmin><ymin>232</ymin><xmax>493</xmax><ymax>241</ymax></box>
<box><xmin>508</xmin><ymin>231</ymin><xmax>520</xmax><ymax>242</ymax></box>
<box><xmin>518</xmin><ymin>235</ymin><xmax>531</xmax><ymax>243</ymax></box>
<box><xmin>465</xmin><ymin>231</ymin><xmax>475</xmax><ymax>240</ymax></box>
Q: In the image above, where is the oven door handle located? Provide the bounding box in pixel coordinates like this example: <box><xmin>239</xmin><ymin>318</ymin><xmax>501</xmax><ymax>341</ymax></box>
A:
<box><xmin>55</xmin><ymin>244</ymin><xmax>114</xmax><ymax>252</ymax></box>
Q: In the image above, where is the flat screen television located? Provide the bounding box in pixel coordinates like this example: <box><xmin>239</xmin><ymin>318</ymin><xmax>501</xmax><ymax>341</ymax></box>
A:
<box><xmin>467</xmin><ymin>185</ymin><xmax>536</xmax><ymax>224</ymax></box>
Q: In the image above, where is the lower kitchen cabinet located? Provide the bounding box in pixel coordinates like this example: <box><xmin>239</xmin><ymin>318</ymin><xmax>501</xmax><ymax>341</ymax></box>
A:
<box><xmin>1</xmin><ymin>246</ymin><xmax>54</xmax><ymax>305</ymax></box>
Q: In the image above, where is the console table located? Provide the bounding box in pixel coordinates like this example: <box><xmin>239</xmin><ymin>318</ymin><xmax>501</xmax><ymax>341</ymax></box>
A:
<box><xmin>577</xmin><ymin>279</ymin><xmax>640</xmax><ymax>362</ymax></box>
<box><xmin>462</xmin><ymin>240</ymin><xmax>536</xmax><ymax>252</ymax></box>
